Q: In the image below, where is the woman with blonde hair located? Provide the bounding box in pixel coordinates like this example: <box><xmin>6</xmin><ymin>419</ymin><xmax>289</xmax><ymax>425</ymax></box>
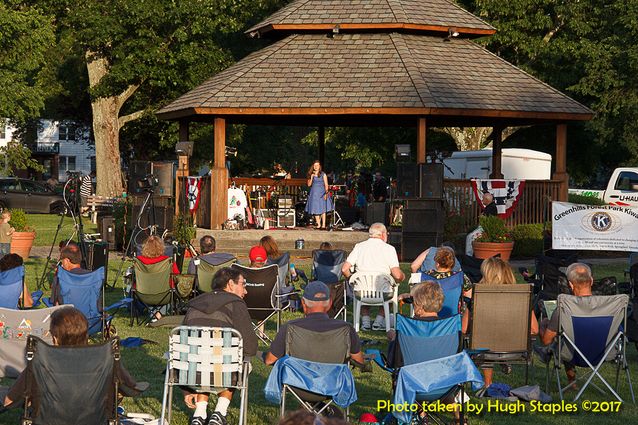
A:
<box><xmin>259</xmin><ymin>235</ymin><xmax>282</xmax><ymax>260</ymax></box>
<box><xmin>137</xmin><ymin>235</ymin><xmax>180</xmax><ymax>274</ymax></box>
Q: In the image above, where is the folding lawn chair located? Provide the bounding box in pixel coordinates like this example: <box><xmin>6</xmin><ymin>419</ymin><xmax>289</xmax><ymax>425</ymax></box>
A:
<box><xmin>56</xmin><ymin>266</ymin><xmax>130</xmax><ymax>337</ymax></box>
<box><xmin>160</xmin><ymin>326</ymin><xmax>250</xmax><ymax>425</ymax></box>
<box><xmin>231</xmin><ymin>263</ymin><xmax>284</xmax><ymax>344</ymax></box>
<box><xmin>131</xmin><ymin>258</ymin><xmax>175</xmax><ymax>325</ymax></box>
<box><xmin>422</xmin><ymin>272</ymin><xmax>464</xmax><ymax>319</ymax></box>
<box><xmin>311</xmin><ymin>249</ymin><xmax>347</xmax><ymax>320</ymax></box>
<box><xmin>0</xmin><ymin>266</ymin><xmax>26</xmax><ymax>309</ymax></box>
<box><xmin>195</xmin><ymin>257</ymin><xmax>237</xmax><ymax>293</ymax></box>
<box><xmin>0</xmin><ymin>305</ymin><xmax>66</xmax><ymax>379</ymax></box>
<box><xmin>367</xmin><ymin>314</ymin><xmax>482</xmax><ymax>425</ymax></box>
<box><xmin>418</xmin><ymin>247</ymin><xmax>462</xmax><ymax>274</ymax></box>
<box><xmin>351</xmin><ymin>272</ymin><xmax>397</xmax><ymax>332</ymax></box>
<box><xmin>458</xmin><ymin>254</ymin><xmax>484</xmax><ymax>284</ymax></box>
<box><xmin>468</xmin><ymin>284</ymin><xmax>534</xmax><ymax>384</ymax></box>
<box><xmin>20</xmin><ymin>335</ymin><xmax>121</xmax><ymax>425</ymax></box>
<box><xmin>547</xmin><ymin>293</ymin><xmax>634</xmax><ymax>402</ymax></box>
<box><xmin>270</xmin><ymin>252</ymin><xmax>291</xmax><ymax>288</ymax></box>
<box><xmin>264</xmin><ymin>324</ymin><xmax>357</xmax><ymax>420</ymax></box>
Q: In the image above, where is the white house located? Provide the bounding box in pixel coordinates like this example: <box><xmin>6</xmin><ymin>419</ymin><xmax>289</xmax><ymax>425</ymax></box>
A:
<box><xmin>0</xmin><ymin>119</ymin><xmax>95</xmax><ymax>181</ymax></box>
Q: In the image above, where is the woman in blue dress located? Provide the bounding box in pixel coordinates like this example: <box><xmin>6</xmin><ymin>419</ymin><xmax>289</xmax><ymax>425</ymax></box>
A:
<box><xmin>305</xmin><ymin>160</ymin><xmax>333</xmax><ymax>229</ymax></box>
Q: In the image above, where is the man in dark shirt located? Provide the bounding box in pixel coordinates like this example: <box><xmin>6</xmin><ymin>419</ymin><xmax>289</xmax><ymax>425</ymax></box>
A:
<box><xmin>182</xmin><ymin>267</ymin><xmax>257</xmax><ymax>425</ymax></box>
<box><xmin>372</xmin><ymin>171</ymin><xmax>389</xmax><ymax>201</ymax></box>
<box><xmin>186</xmin><ymin>235</ymin><xmax>236</xmax><ymax>275</ymax></box>
<box><xmin>264</xmin><ymin>281</ymin><xmax>364</xmax><ymax>365</ymax></box>
<box><xmin>481</xmin><ymin>192</ymin><xmax>498</xmax><ymax>216</ymax></box>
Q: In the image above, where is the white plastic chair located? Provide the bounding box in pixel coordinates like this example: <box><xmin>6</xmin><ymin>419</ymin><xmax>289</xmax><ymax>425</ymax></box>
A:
<box><xmin>351</xmin><ymin>272</ymin><xmax>397</xmax><ymax>331</ymax></box>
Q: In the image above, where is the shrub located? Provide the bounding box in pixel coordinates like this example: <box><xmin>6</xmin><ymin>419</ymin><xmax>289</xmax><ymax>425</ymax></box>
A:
<box><xmin>476</xmin><ymin>215</ymin><xmax>512</xmax><ymax>243</ymax></box>
<box><xmin>8</xmin><ymin>209</ymin><xmax>33</xmax><ymax>232</ymax></box>
<box><xmin>568</xmin><ymin>193</ymin><xmax>606</xmax><ymax>205</ymax></box>
<box><xmin>112</xmin><ymin>198</ymin><xmax>132</xmax><ymax>249</ymax></box>
<box><xmin>511</xmin><ymin>223</ymin><xmax>545</xmax><ymax>258</ymax></box>
<box><xmin>173</xmin><ymin>213</ymin><xmax>196</xmax><ymax>245</ymax></box>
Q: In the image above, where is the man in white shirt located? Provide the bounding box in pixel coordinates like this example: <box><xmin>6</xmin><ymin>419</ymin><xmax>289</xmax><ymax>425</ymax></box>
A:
<box><xmin>342</xmin><ymin>222</ymin><xmax>405</xmax><ymax>330</ymax></box>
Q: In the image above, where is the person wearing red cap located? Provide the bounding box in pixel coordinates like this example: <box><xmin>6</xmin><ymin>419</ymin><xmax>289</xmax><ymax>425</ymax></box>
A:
<box><xmin>249</xmin><ymin>245</ymin><xmax>268</xmax><ymax>268</ymax></box>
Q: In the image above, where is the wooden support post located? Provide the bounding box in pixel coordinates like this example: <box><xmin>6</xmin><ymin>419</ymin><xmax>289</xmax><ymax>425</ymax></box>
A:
<box><xmin>175</xmin><ymin>120</ymin><xmax>190</xmax><ymax>216</ymax></box>
<box><xmin>489</xmin><ymin>126</ymin><xmax>504</xmax><ymax>179</ymax></box>
<box><xmin>553</xmin><ymin>124</ymin><xmax>568</xmax><ymax>201</ymax></box>
<box><xmin>210</xmin><ymin>117</ymin><xmax>228</xmax><ymax>229</ymax></box>
<box><xmin>417</xmin><ymin>117</ymin><xmax>426</xmax><ymax>164</ymax></box>
<box><xmin>318</xmin><ymin>126</ymin><xmax>325</xmax><ymax>166</ymax></box>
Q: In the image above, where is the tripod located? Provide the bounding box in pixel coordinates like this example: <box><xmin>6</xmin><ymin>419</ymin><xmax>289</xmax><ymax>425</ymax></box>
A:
<box><xmin>37</xmin><ymin>175</ymin><xmax>87</xmax><ymax>290</ymax></box>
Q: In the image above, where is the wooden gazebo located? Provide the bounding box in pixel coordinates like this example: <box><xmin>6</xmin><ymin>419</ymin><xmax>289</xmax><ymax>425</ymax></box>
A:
<box><xmin>157</xmin><ymin>0</ymin><xmax>593</xmax><ymax>229</ymax></box>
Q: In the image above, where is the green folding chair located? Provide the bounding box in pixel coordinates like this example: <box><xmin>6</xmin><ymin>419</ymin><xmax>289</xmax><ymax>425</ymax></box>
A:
<box><xmin>196</xmin><ymin>258</ymin><xmax>237</xmax><ymax>293</ymax></box>
<box><xmin>131</xmin><ymin>258</ymin><xmax>175</xmax><ymax>325</ymax></box>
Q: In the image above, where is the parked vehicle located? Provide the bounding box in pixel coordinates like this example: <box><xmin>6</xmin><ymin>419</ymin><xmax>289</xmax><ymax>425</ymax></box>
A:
<box><xmin>569</xmin><ymin>168</ymin><xmax>638</xmax><ymax>207</ymax></box>
<box><xmin>442</xmin><ymin>148</ymin><xmax>552</xmax><ymax>180</ymax></box>
<box><xmin>0</xmin><ymin>178</ymin><xmax>64</xmax><ymax>213</ymax></box>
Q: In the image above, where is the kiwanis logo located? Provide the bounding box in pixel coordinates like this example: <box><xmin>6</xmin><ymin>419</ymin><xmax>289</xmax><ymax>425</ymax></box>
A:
<box><xmin>591</xmin><ymin>212</ymin><xmax>612</xmax><ymax>231</ymax></box>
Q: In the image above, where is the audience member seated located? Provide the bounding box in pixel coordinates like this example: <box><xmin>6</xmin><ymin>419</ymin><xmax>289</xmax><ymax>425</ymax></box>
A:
<box><xmin>50</xmin><ymin>245</ymin><xmax>91</xmax><ymax>306</ymax></box>
<box><xmin>3</xmin><ymin>306</ymin><xmax>146</xmax><ymax>410</ymax></box>
<box><xmin>341</xmin><ymin>223</ymin><xmax>405</xmax><ymax>331</ymax></box>
<box><xmin>248</xmin><ymin>245</ymin><xmax>268</xmax><ymax>268</ymax></box>
<box><xmin>182</xmin><ymin>267</ymin><xmax>257</xmax><ymax>425</ymax></box>
<box><xmin>0</xmin><ymin>253</ymin><xmax>32</xmax><ymax>308</ymax></box>
<box><xmin>137</xmin><ymin>236</ymin><xmax>180</xmax><ymax>275</ymax></box>
<box><xmin>410</xmin><ymin>243</ymin><xmax>461</xmax><ymax>274</ymax></box>
<box><xmin>264</xmin><ymin>281</ymin><xmax>365</xmax><ymax>366</ymax></box>
<box><xmin>187</xmin><ymin>235</ymin><xmax>236</xmax><ymax>276</ymax></box>
<box><xmin>319</xmin><ymin>241</ymin><xmax>332</xmax><ymax>250</ymax></box>
<box><xmin>538</xmin><ymin>263</ymin><xmax>594</xmax><ymax>389</ymax></box>
<box><xmin>260</xmin><ymin>235</ymin><xmax>288</xmax><ymax>266</ymax></box>
<box><xmin>390</xmin><ymin>281</ymin><xmax>444</xmax><ymax>365</ymax></box>
<box><xmin>421</xmin><ymin>247</ymin><xmax>472</xmax><ymax>315</ymax></box>
<box><xmin>467</xmin><ymin>256</ymin><xmax>539</xmax><ymax>387</ymax></box>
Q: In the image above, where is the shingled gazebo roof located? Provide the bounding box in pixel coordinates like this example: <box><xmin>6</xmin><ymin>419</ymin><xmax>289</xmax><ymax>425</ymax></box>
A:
<box><xmin>246</xmin><ymin>0</ymin><xmax>495</xmax><ymax>37</ymax></box>
<box><xmin>157</xmin><ymin>0</ymin><xmax>593</xmax><ymax>126</ymax></box>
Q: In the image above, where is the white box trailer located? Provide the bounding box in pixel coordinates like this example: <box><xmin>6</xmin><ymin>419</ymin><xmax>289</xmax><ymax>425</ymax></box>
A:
<box><xmin>442</xmin><ymin>148</ymin><xmax>552</xmax><ymax>180</ymax></box>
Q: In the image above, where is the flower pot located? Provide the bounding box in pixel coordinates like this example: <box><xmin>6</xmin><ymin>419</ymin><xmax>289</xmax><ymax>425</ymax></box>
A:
<box><xmin>11</xmin><ymin>231</ymin><xmax>36</xmax><ymax>258</ymax></box>
<box><xmin>472</xmin><ymin>241</ymin><xmax>515</xmax><ymax>262</ymax></box>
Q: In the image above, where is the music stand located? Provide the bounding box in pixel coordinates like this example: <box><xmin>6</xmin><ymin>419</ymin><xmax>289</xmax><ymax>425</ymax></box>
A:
<box><xmin>327</xmin><ymin>194</ymin><xmax>344</xmax><ymax>230</ymax></box>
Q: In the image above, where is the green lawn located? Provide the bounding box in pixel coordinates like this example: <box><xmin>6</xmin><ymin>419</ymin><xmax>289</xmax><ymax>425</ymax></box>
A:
<box><xmin>26</xmin><ymin>213</ymin><xmax>99</xmax><ymax>246</ymax></box>
<box><xmin>1</xmin><ymin>215</ymin><xmax>637</xmax><ymax>424</ymax></box>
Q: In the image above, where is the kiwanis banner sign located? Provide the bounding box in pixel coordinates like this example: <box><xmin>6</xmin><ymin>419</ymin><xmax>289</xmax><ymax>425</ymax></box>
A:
<box><xmin>552</xmin><ymin>202</ymin><xmax>638</xmax><ymax>251</ymax></box>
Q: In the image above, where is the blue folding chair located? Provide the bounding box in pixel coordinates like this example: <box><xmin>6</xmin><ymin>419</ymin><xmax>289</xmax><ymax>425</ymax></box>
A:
<box><xmin>0</xmin><ymin>266</ymin><xmax>25</xmax><ymax>309</ymax></box>
<box><xmin>548</xmin><ymin>294</ymin><xmax>635</xmax><ymax>402</ymax></box>
<box><xmin>367</xmin><ymin>314</ymin><xmax>482</xmax><ymax>425</ymax></box>
<box><xmin>311</xmin><ymin>249</ymin><xmax>347</xmax><ymax>319</ymax></box>
<box><xmin>56</xmin><ymin>266</ymin><xmax>130</xmax><ymax>337</ymax></box>
<box><xmin>421</xmin><ymin>272</ymin><xmax>464</xmax><ymax>319</ymax></box>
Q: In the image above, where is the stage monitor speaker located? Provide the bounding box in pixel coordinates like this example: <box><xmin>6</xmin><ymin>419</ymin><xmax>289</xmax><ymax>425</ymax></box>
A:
<box><xmin>131</xmin><ymin>204</ymin><xmax>174</xmax><ymax>232</ymax></box>
<box><xmin>277</xmin><ymin>210</ymin><xmax>295</xmax><ymax>228</ymax></box>
<box><xmin>401</xmin><ymin>232</ymin><xmax>439</xmax><ymax>261</ymax></box>
<box><xmin>98</xmin><ymin>215</ymin><xmax>116</xmax><ymax>251</ymax></box>
<box><xmin>84</xmin><ymin>241</ymin><xmax>109</xmax><ymax>283</ymax></box>
<box><xmin>402</xmin><ymin>208</ymin><xmax>444</xmax><ymax>233</ymax></box>
<box><xmin>365</xmin><ymin>202</ymin><xmax>390</xmax><ymax>226</ymax></box>
<box><xmin>397</xmin><ymin>163</ymin><xmax>418</xmax><ymax>199</ymax></box>
<box><xmin>152</xmin><ymin>161</ymin><xmax>174</xmax><ymax>197</ymax></box>
<box><xmin>419</xmin><ymin>163</ymin><xmax>444</xmax><ymax>199</ymax></box>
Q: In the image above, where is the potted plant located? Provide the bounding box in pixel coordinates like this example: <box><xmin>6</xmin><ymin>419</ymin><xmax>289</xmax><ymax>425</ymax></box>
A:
<box><xmin>472</xmin><ymin>215</ymin><xmax>515</xmax><ymax>261</ymax></box>
<box><xmin>172</xmin><ymin>212</ymin><xmax>197</xmax><ymax>271</ymax></box>
<box><xmin>9</xmin><ymin>208</ymin><xmax>36</xmax><ymax>258</ymax></box>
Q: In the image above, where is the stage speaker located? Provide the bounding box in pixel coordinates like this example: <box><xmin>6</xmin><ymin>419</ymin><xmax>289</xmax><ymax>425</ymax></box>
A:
<box><xmin>401</xmin><ymin>232</ymin><xmax>439</xmax><ymax>261</ymax></box>
<box><xmin>419</xmin><ymin>163</ymin><xmax>444</xmax><ymax>199</ymax></box>
<box><xmin>98</xmin><ymin>215</ymin><xmax>116</xmax><ymax>250</ymax></box>
<box><xmin>404</xmin><ymin>199</ymin><xmax>444</xmax><ymax>210</ymax></box>
<box><xmin>277</xmin><ymin>209</ymin><xmax>295</xmax><ymax>228</ymax></box>
<box><xmin>365</xmin><ymin>202</ymin><xmax>390</xmax><ymax>226</ymax></box>
<box><xmin>129</xmin><ymin>160</ymin><xmax>151</xmax><ymax>196</ymax></box>
<box><xmin>402</xmin><ymin>209</ymin><xmax>444</xmax><ymax>233</ymax></box>
<box><xmin>397</xmin><ymin>163</ymin><xmax>418</xmax><ymax>199</ymax></box>
<box><xmin>131</xmin><ymin>204</ymin><xmax>174</xmax><ymax>231</ymax></box>
<box><xmin>152</xmin><ymin>161</ymin><xmax>174</xmax><ymax>197</ymax></box>
<box><xmin>84</xmin><ymin>241</ymin><xmax>109</xmax><ymax>283</ymax></box>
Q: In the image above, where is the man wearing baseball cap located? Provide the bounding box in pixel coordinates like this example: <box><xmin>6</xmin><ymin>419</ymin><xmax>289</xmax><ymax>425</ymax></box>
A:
<box><xmin>264</xmin><ymin>281</ymin><xmax>365</xmax><ymax>365</ymax></box>
<box><xmin>248</xmin><ymin>245</ymin><xmax>268</xmax><ymax>268</ymax></box>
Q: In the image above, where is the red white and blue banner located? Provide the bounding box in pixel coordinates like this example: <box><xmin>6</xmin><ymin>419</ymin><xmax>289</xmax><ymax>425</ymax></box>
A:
<box><xmin>471</xmin><ymin>179</ymin><xmax>525</xmax><ymax>219</ymax></box>
<box><xmin>552</xmin><ymin>201</ymin><xmax>638</xmax><ymax>251</ymax></box>
<box><xmin>186</xmin><ymin>177</ymin><xmax>202</xmax><ymax>214</ymax></box>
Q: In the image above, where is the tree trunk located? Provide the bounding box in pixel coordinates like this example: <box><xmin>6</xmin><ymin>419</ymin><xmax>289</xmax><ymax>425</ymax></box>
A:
<box><xmin>86</xmin><ymin>51</ymin><xmax>124</xmax><ymax>197</ymax></box>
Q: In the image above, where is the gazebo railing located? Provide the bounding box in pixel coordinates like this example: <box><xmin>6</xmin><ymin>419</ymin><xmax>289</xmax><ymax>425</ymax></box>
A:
<box><xmin>443</xmin><ymin>179</ymin><xmax>561</xmax><ymax>229</ymax></box>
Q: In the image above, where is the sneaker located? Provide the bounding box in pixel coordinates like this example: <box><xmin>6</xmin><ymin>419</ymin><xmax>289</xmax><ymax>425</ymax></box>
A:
<box><xmin>207</xmin><ymin>411</ymin><xmax>228</xmax><ymax>425</ymax></box>
<box><xmin>361</xmin><ymin>315</ymin><xmax>371</xmax><ymax>331</ymax></box>
<box><xmin>372</xmin><ymin>315</ymin><xmax>386</xmax><ymax>331</ymax></box>
<box><xmin>190</xmin><ymin>416</ymin><xmax>207</xmax><ymax>425</ymax></box>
